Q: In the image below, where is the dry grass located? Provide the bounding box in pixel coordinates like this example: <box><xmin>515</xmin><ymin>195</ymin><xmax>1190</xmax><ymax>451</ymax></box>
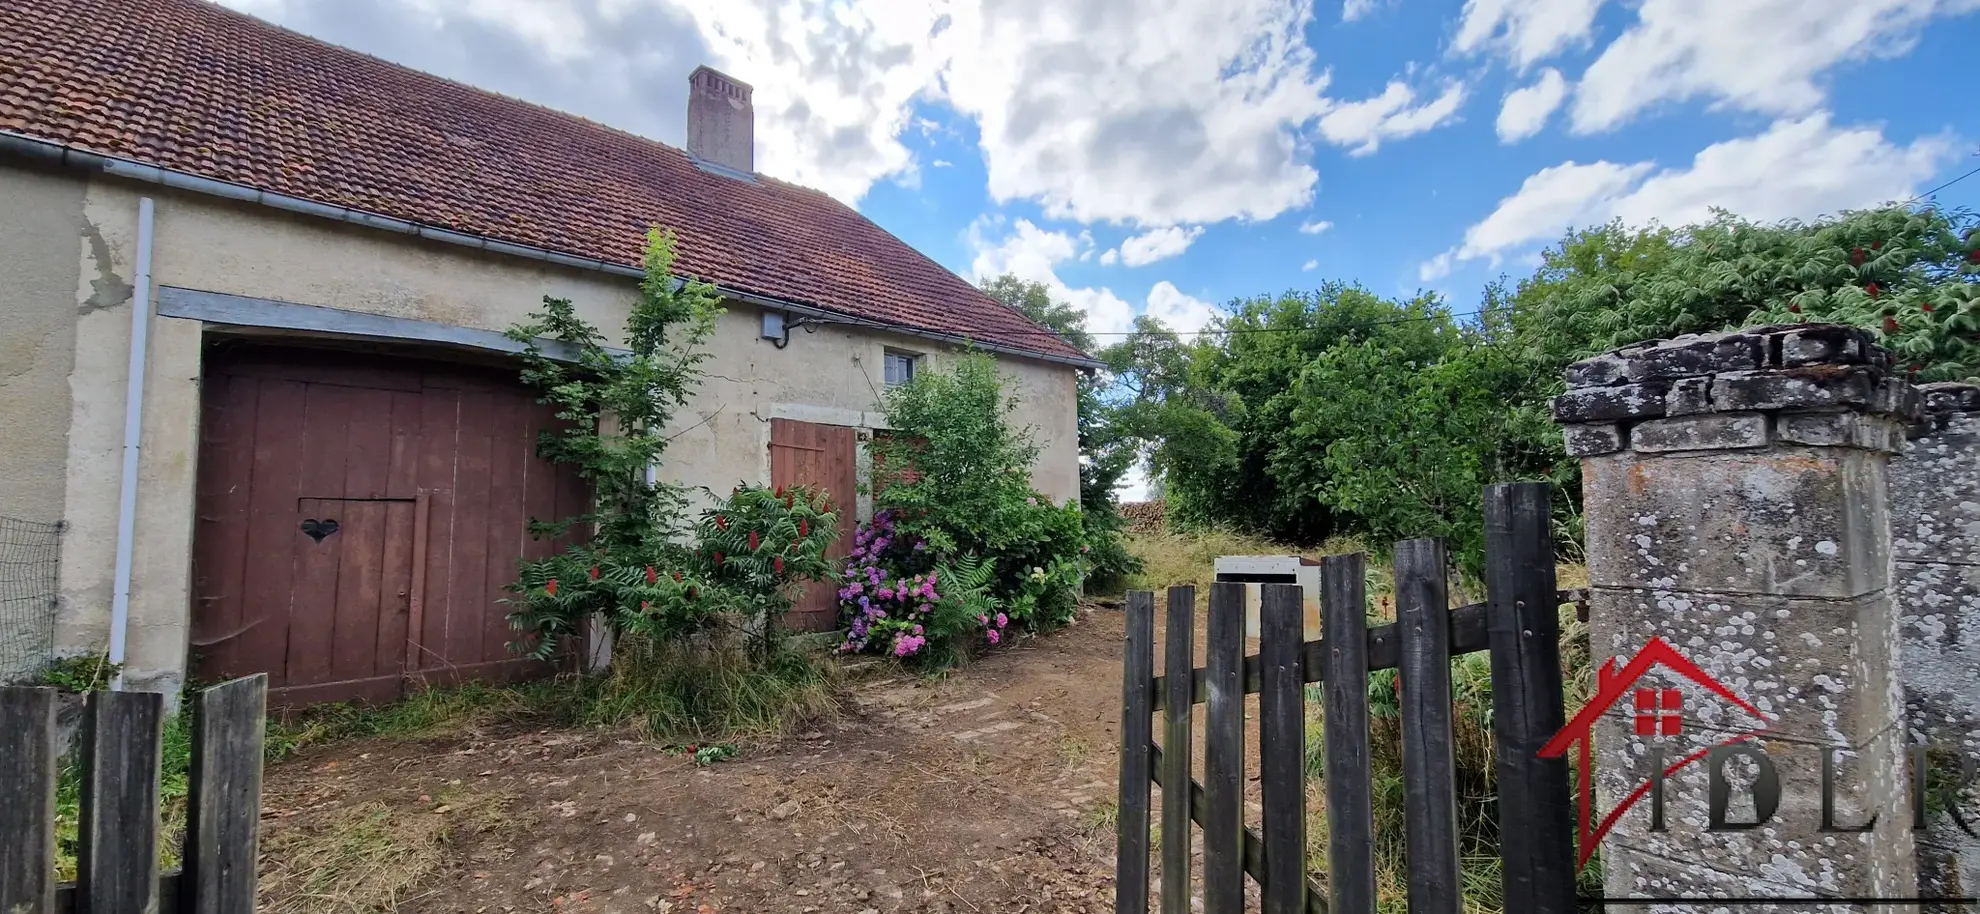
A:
<box><xmin>258</xmin><ymin>788</ymin><xmax>520</xmax><ymax>913</ymax></box>
<box><xmin>1124</xmin><ymin>529</ymin><xmax>1377</xmax><ymax>593</ymax></box>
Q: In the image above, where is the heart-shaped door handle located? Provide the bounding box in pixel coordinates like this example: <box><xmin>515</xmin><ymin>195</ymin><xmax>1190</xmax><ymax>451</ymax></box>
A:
<box><xmin>299</xmin><ymin>518</ymin><xmax>340</xmax><ymax>543</ymax></box>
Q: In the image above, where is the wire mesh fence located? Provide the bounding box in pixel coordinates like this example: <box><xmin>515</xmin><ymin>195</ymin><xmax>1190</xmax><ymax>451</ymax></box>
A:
<box><xmin>0</xmin><ymin>515</ymin><xmax>63</xmax><ymax>683</ymax></box>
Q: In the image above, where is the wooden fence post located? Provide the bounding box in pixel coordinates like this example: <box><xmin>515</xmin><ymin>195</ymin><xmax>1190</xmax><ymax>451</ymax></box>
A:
<box><xmin>1257</xmin><ymin>583</ymin><xmax>1306</xmax><ymax>914</ymax></box>
<box><xmin>1395</xmin><ymin>538</ymin><xmax>1461</xmax><ymax>914</ymax></box>
<box><xmin>1161</xmin><ymin>587</ymin><xmax>1195</xmax><ymax>914</ymax></box>
<box><xmin>184</xmin><ymin>674</ymin><xmax>269</xmax><ymax>914</ymax></box>
<box><xmin>1117</xmin><ymin>591</ymin><xmax>1155</xmax><ymax>914</ymax></box>
<box><xmin>1201</xmin><ymin>582</ymin><xmax>1245</xmax><ymax>914</ymax></box>
<box><xmin>78</xmin><ymin>689</ymin><xmax>166</xmax><ymax>914</ymax></box>
<box><xmin>1321</xmin><ymin>553</ymin><xmax>1376</xmax><ymax>914</ymax></box>
<box><xmin>0</xmin><ymin>687</ymin><xmax>59</xmax><ymax>913</ymax></box>
<box><xmin>1484</xmin><ymin>484</ymin><xmax>1576</xmax><ymax>914</ymax></box>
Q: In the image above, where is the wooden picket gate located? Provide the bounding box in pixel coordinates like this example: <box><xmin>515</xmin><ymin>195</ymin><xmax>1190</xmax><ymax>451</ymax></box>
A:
<box><xmin>0</xmin><ymin>674</ymin><xmax>268</xmax><ymax>914</ymax></box>
<box><xmin>1114</xmin><ymin>482</ymin><xmax>1579</xmax><ymax>914</ymax></box>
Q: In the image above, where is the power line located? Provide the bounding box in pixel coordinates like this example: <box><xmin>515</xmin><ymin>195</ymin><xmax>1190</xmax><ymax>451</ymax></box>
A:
<box><xmin>812</xmin><ymin>305</ymin><xmax>1514</xmax><ymax>345</ymax></box>
<box><xmin>1911</xmin><ymin>161</ymin><xmax>1980</xmax><ymax>204</ymax></box>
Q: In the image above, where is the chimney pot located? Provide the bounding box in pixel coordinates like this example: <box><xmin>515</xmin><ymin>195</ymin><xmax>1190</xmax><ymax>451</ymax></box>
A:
<box><xmin>687</xmin><ymin>65</ymin><xmax>755</xmax><ymax>175</ymax></box>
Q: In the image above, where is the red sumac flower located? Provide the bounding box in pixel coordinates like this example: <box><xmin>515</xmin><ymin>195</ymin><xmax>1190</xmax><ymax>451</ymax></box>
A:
<box><xmin>748</xmin><ymin>530</ymin><xmax>760</xmax><ymax>551</ymax></box>
<box><xmin>646</xmin><ymin>565</ymin><xmax>659</xmax><ymax>585</ymax></box>
<box><xmin>544</xmin><ymin>579</ymin><xmax>559</xmax><ymax>597</ymax></box>
<box><xmin>1883</xmin><ymin>316</ymin><xmax>1900</xmax><ymax>333</ymax></box>
<box><xmin>589</xmin><ymin>566</ymin><xmax>600</xmax><ymax>581</ymax></box>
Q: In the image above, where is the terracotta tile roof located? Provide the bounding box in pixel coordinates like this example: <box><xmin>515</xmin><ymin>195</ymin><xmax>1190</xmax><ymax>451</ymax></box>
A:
<box><xmin>0</xmin><ymin>0</ymin><xmax>1093</xmax><ymax>365</ymax></box>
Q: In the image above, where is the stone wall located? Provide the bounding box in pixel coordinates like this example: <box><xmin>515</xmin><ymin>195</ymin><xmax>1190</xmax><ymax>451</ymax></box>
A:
<box><xmin>1891</xmin><ymin>381</ymin><xmax>1980</xmax><ymax>899</ymax></box>
<box><xmin>1556</xmin><ymin>324</ymin><xmax>1920</xmax><ymax>909</ymax></box>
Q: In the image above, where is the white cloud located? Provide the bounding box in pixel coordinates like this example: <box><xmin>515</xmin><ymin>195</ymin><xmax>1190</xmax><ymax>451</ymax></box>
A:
<box><xmin>1146</xmin><ymin>282</ymin><xmax>1220</xmax><ymax>334</ymax></box>
<box><xmin>1116</xmin><ymin>462</ymin><xmax>1153</xmax><ymax>502</ymax></box>
<box><xmin>1570</xmin><ymin>0</ymin><xmax>1979</xmax><ymax>134</ymax></box>
<box><xmin>1496</xmin><ymin>68</ymin><xmax>1567</xmax><ymax>143</ymax></box>
<box><xmin>1418</xmin><ymin>251</ymin><xmax>1455</xmax><ymax>282</ymax></box>
<box><xmin>937</xmin><ymin>0</ymin><xmax>1339</xmax><ymax>226</ymax></box>
<box><xmin>1302</xmin><ymin>258</ymin><xmax>1320</xmax><ymax>271</ymax></box>
<box><xmin>220</xmin><ymin>0</ymin><xmax>947</xmax><ymax>206</ymax></box>
<box><xmin>968</xmin><ymin>217</ymin><xmax>1216</xmax><ymax>336</ymax></box>
<box><xmin>1451</xmin><ymin>0</ymin><xmax>1606</xmax><ymax>69</ymax></box>
<box><xmin>1433</xmin><ymin>113</ymin><xmax>1953</xmax><ymax>273</ymax></box>
<box><xmin>1317</xmin><ymin>80</ymin><xmax>1467</xmax><ymax>156</ymax></box>
<box><xmin>222</xmin><ymin>0</ymin><xmax>1478</xmax><ymax>229</ymax></box>
<box><xmin>1299</xmin><ymin>219</ymin><xmax>1334</xmax><ymax>235</ymax></box>
<box><xmin>932</xmin><ymin>159</ymin><xmax>954</xmax><ymax>168</ymax></box>
<box><xmin>1103</xmin><ymin>226</ymin><xmax>1206</xmax><ymax>268</ymax></box>
<box><xmin>1342</xmin><ymin>0</ymin><xmax>1385</xmax><ymax>21</ymax></box>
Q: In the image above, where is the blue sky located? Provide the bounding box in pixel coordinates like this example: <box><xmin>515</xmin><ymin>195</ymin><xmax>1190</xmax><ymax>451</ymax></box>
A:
<box><xmin>228</xmin><ymin>0</ymin><xmax>1979</xmax><ymax>342</ymax></box>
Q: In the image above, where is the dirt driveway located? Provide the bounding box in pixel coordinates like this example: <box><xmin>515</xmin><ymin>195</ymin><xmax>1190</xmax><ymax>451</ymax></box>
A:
<box><xmin>258</xmin><ymin>606</ymin><xmax>1141</xmax><ymax>913</ymax></box>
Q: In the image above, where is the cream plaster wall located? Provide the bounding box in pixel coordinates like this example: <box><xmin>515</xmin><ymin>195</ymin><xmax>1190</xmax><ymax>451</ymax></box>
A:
<box><xmin>11</xmin><ymin>164</ymin><xmax>1082</xmax><ymax>693</ymax></box>
<box><xmin>0</xmin><ymin>165</ymin><xmax>86</xmax><ymax>524</ymax></box>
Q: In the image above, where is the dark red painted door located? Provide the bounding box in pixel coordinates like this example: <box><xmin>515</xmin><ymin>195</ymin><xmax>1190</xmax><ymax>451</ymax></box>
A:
<box><xmin>767</xmin><ymin>419</ymin><xmax>857</xmax><ymax>633</ymax></box>
<box><xmin>190</xmin><ymin>343</ymin><xmax>588</xmax><ymax>707</ymax></box>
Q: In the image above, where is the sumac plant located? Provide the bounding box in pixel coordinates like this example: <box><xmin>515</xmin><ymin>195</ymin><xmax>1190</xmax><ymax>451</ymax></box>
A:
<box><xmin>501</xmin><ymin>226</ymin><xmax>726</xmax><ymax>657</ymax></box>
<box><xmin>691</xmin><ymin>484</ymin><xmax>841</xmax><ymax>652</ymax></box>
<box><xmin>508</xmin><ymin>483</ymin><xmax>840</xmax><ymax>659</ymax></box>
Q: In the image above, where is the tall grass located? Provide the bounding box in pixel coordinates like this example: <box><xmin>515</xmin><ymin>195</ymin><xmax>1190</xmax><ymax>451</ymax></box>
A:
<box><xmin>1124</xmin><ymin>531</ymin><xmax>1600</xmax><ymax>912</ymax></box>
<box><xmin>1311</xmin><ymin>603</ymin><xmax>1596</xmax><ymax>913</ymax></box>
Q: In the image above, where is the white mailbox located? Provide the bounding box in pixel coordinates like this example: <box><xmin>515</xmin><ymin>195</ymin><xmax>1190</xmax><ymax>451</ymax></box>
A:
<box><xmin>1211</xmin><ymin>554</ymin><xmax>1322</xmax><ymax>641</ymax></box>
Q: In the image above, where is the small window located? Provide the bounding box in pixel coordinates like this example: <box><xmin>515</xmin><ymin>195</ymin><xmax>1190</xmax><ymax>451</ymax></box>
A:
<box><xmin>883</xmin><ymin>350</ymin><xmax>919</xmax><ymax>387</ymax></box>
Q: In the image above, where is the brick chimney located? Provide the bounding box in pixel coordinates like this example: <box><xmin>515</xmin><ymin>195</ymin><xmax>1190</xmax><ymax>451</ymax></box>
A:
<box><xmin>687</xmin><ymin>66</ymin><xmax>754</xmax><ymax>175</ymax></box>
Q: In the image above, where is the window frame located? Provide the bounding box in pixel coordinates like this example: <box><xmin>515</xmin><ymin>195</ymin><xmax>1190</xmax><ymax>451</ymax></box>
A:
<box><xmin>882</xmin><ymin>349</ymin><xmax>921</xmax><ymax>388</ymax></box>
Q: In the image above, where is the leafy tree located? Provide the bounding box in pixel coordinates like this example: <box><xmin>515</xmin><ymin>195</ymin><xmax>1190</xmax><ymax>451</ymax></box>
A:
<box><xmin>501</xmin><ymin>229</ymin><xmax>841</xmax><ymax>656</ymax></box>
<box><xmin>1511</xmin><ymin>205</ymin><xmax>1980</xmax><ymax>382</ymax></box>
<box><xmin>980</xmin><ymin>274</ymin><xmax>1142</xmax><ymax>589</ymax></box>
<box><xmin>981</xmin><ymin>274</ymin><xmax>1095</xmax><ymax>351</ymax></box>
<box><xmin>505</xmin><ymin>228</ymin><xmax>723</xmax><ymax>555</ymax></box>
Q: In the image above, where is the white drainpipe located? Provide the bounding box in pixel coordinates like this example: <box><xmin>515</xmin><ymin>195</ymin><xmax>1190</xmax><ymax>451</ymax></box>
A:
<box><xmin>109</xmin><ymin>197</ymin><xmax>156</xmax><ymax>690</ymax></box>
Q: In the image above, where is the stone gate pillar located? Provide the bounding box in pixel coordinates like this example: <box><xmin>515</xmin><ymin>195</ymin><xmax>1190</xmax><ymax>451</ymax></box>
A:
<box><xmin>1891</xmin><ymin>381</ymin><xmax>1980</xmax><ymax>899</ymax></box>
<box><xmin>1554</xmin><ymin>324</ymin><xmax>1919</xmax><ymax>908</ymax></box>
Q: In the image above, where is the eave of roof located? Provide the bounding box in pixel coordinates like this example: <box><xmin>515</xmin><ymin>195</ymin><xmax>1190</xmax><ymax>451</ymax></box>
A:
<box><xmin>1</xmin><ymin>129</ymin><xmax>1105</xmax><ymax>372</ymax></box>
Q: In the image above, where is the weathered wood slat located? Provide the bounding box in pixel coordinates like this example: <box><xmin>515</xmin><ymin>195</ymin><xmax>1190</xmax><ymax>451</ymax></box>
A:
<box><xmin>1160</xmin><ymin>587</ymin><xmax>1195</xmax><ymax>914</ymax></box>
<box><xmin>1201</xmin><ymin>583</ymin><xmax>1245</xmax><ymax>914</ymax></box>
<box><xmin>1484</xmin><ymin>484</ymin><xmax>1577</xmax><ymax>914</ymax></box>
<box><xmin>56</xmin><ymin>872</ymin><xmax>183</xmax><ymax>914</ymax></box>
<box><xmin>0</xmin><ymin>687</ymin><xmax>59</xmax><ymax>913</ymax></box>
<box><xmin>1116</xmin><ymin>591</ymin><xmax>1156</xmax><ymax>914</ymax></box>
<box><xmin>79</xmin><ymin>689</ymin><xmax>166</xmax><ymax>914</ymax></box>
<box><xmin>1147</xmin><ymin>589</ymin><xmax>1593</xmax><ymax>711</ymax></box>
<box><xmin>1257</xmin><ymin>583</ymin><xmax>1307</xmax><ymax>914</ymax></box>
<box><xmin>185</xmin><ymin>675</ymin><xmax>269</xmax><ymax>914</ymax></box>
<box><xmin>1395</xmin><ymin>538</ymin><xmax>1462</xmax><ymax>914</ymax></box>
<box><xmin>1148</xmin><ymin>744</ymin><xmax>1328</xmax><ymax>914</ymax></box>
<box><xmin>1321</xmin><ymin>554</ymin><xmax>1376</xmax><ymax>914</ymax></box>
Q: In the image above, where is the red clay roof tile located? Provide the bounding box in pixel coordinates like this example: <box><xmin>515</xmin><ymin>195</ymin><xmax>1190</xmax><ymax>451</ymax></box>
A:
<box><xmin>0</xmin><ymin>0</ymin><xmax>1093</xmax><ymax>364</ymax></box>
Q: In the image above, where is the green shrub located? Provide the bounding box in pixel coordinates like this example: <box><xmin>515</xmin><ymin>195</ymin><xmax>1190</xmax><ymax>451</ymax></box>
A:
<box><xmin>840</xmin><ymin>353</ymin><xmax>1090</xmax><ymax>666</ymax></box>
<box><xmin>506</xmin><ymin>483</ymin><xmax>841</xmax><ymax>658</ymax></box>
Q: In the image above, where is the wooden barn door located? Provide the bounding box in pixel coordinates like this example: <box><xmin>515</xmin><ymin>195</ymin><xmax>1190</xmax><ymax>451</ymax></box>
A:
<box><xmin>767</xmin><ymin>419</ymin><xmax>857</xmax><ymax>633</ymax></box>
<box><xmin>191</xmin><ymin>343</ymin><xmax>588</xmax><ymax>708</ymax></box>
